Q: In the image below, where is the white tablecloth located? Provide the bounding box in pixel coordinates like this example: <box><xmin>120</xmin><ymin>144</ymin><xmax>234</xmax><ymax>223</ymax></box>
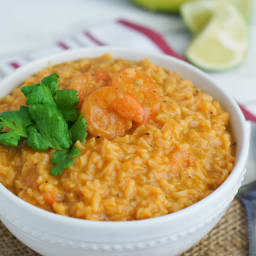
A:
<box><xmin>1</xmin><ymin>0</ymin><xmax>256</xmax><ymax>113</ymax></box>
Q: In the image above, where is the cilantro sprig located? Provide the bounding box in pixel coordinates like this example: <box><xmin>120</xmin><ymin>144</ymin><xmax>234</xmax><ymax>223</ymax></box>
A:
<box><xmin>0</xmin><ymin>106</ymin><xmax>32</xmax><ymax>146</ymax></box>
<box><xmin>0</xmin><ymin>74</ymin><xmax>87</xmax><ymax>176</ymax></box>
<box><xmin>50</xmin><ymin>147</ymin><xmax>80</xmax><ymax>176</ymax></box>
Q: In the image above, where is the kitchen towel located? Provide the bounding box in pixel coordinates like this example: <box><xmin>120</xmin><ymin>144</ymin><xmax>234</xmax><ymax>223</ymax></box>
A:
<box><xmin>0</xmin><ymin>18</ymin><xmax>255</xmax><ymax>122</ymax></box>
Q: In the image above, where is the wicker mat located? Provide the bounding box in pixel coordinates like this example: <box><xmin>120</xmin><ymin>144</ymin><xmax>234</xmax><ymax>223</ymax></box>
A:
<box><xmin>0</xmin><ymin>198</ymin><xmax>249</xmax><ymax>256</ymax></box>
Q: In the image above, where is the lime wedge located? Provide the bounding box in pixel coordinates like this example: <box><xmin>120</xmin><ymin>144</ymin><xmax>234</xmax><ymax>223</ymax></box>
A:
<box><xmin>181</xmin><ymin>0</ymin><xmax>252</xmax><ymax>34</ymax></box>
<box><xmin>131</xmin><ymin>0</ymin><xmax>190</xmax><ymax>12</ymax></box>
<box><xmin>186</xmin><ymin>3</ymin><xmax>249</xmax><ymax>71</ymax></box>
<box><xmin>180</xmin><ymin>0</ymin><xmax>217</xmax><ymax>34</ymax></box>
<box><xmin>230</xmin><ymin>0</ymin><xmax>253</xmax><ymax>22</ymax></box>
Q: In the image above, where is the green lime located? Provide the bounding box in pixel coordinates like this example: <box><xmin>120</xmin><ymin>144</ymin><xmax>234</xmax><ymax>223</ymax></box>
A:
<box><xmin>181</xmin><ymin>0</ymin><xmax>252</xmax><ymax>34</ymax></box>
<box><xmin>186</xmin><ymin>3</ymin><xmax>249</xmax><ymax>71</ymax></box>
<box><xmin>131</xmin><ymin>0</ymin><xmax>190</xmax><ymax>13</ymax></box>
<box><xmin>229</xmin><ymin>0</ymin><xmax>253</xmax><ymax>22</ymax></box>
<box><xmin>180</xmin><ymin>0</ymin><xmax>217</xmax><ymax>34</ymax></box>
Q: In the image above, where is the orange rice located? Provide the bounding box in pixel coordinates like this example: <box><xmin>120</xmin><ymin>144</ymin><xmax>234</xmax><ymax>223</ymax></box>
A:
<box><xmin>0</xmin><ymin>54</ymin><xmax>235</xmax><ymax>221</ymax></box>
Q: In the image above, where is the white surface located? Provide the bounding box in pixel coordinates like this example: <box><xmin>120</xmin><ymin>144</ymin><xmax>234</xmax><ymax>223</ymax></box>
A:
<box><xmin>0</xmin><ymin>0</ymin><xmax>256</xmax><ymax>110</ymax></box>
<box><xmin>0</xmin><ymin>47</ymin><xmax>249</xmax><ymax>256</ymax></box>
<box><xmin>243</xmin><ymin>122</ymin><xmax>256</xmax><ymax>185</ymax></box>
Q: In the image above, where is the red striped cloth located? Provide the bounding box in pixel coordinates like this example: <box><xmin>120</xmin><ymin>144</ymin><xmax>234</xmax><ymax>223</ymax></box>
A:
<box><xmin>0</xmin><ymin>19</ymin><xmax>255</xmax><ymax>122</ymax></box>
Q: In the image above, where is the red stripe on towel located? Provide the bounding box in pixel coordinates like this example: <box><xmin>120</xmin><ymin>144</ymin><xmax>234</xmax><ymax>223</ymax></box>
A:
<box><xmin>118</xmin><ymin>19</ymin><xmax>186</xmax><ymax>61</ymax></box>
<box><xmin>10</xmin><ymin>62</ymin><xmax>20</xmax><ymax>69</ymax></box>
<box><xmin>239</xmin><ymin>104</ymin><xmax>256</xmax><ymax>122</ymax></box>
<box><xmin>58</xmin><ymin>42</ymin><xmax>70</xmax><ymax>50</ymax></box>
<box><xmin>84</xmin><ymin>32</ymin><xmax>106</xmax><ymax>46</ymax></box>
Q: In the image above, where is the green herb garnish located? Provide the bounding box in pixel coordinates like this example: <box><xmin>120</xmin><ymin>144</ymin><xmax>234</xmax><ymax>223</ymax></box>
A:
<box><xmin>0</xmin><ymin>106</ymin><xmax>32</xmax><ymax>146</ymax></box>
<box><xmin>0</xmin><ymin>74</ymin><xmax>87</xmax><ymax>176</ymax></box>
<box><xmin>70</xmin><ymin>114</ymin><xmax>87</xmax><ymax>143</ymax></box>
<box><xmin>50</xmin><ymin>147</ymin><xmax>80</xmax><ymax>176</ymax></box>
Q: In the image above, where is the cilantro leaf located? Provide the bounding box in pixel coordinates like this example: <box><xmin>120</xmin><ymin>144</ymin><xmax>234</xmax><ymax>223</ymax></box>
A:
<box><xmin>28</xmin><ymin>104</ymin><xmax>72</xmax><ymax>150</ymax></box>
<box><xmin>22</xmin><ymin>83</ymin><xmax>56</xmax><ymax>106</ymax></box>
<box><xmin>70</xmin><ymin>147</ymin><xmax>80</xmax><ymax>158</ymax></box>
<box><xmin>0</xmin><ymin>132</ymin><xmax>21</xmax><ymax>147</ymax></box>
<box><xmin>22</xmin><ymin>76</ymin><xmax>73</xmax><ymax>150</ymax></box>
<box><xmin>42</xmin><ymin>73</ymin><xmax>59</xmax><ymax>95</ymax></box>
<box><xmin>55</xmin><ymin>90</ymin><xmax>79</xmax><ymax>109</ymax></box>
<box><xmin>0</xmin><ymin>106</ymin><xmax>32</xmax><ymax>146</ymax></box>
<box><xmin>27</xmin><ymin>126</ymin><xmax>52</xmax><ymax>151</ymax></box>
<box><xmin>61</xmin><ymin>108</ymin><xmax>79</xmax><ymax>122</ymax></box>
<box><xmin>0</xmin><ymin>106</ymin><xmax>31</xmax><ymax>137</ymax></box>
<box><xmin>70</xmin><ymin>114</ymin><xmax>87</xmax><ymax>143</ymax></box>
<box><xmin>50</xmin><ymin>147</ymin><xmax>80</xmax><ymax>176</ymax></box>
<box><xmin>55</xmin><ymin>89</ymin><xmax>80</xmax><ymax>122</ymax></box>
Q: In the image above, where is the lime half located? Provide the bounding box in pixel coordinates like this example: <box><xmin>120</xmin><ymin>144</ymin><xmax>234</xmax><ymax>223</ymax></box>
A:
<box><xmin>186</xmin><ymin>3</ymin><xmax>249</xmax><ymax>71</ymax></box>
<box><xmin>230</xmin><ymin>0</ymin><xmax>253</xmax><ymax>22</ymax></box>
<box><xmin>181</xmin><ymin>0</ymin><xmax>253</xmax><ymax>35</ymax></box>
<box><xmin>181</xmin><ymin>0</ymin><xmax>217</xmax><ymax>34</ymax></box>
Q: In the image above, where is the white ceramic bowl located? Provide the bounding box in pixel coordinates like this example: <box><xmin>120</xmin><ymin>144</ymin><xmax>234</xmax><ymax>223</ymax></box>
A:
<box><xmin>0</xmin><ymin>47</ymin><xmax>249</xmax><ymax>256</ymax></box>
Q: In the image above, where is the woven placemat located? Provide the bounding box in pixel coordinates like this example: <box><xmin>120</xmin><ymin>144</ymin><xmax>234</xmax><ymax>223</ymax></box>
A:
<box><xmin>0</xmin><ymin>197</ymin><xmax>248</xmax><ymax>256</ymax></box>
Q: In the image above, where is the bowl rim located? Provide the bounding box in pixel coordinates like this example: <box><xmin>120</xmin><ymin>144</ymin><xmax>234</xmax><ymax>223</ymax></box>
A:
<box><xmin>0</xmin><ymin>46</ymin><xmax>249</xmax><ymax>229</ymax></box>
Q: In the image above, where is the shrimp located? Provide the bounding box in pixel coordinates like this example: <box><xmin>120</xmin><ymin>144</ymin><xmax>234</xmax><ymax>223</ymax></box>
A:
<box><xmin>94</xmin><ymin>69</ymin><xmax>111</xmax><ymax>83</ymax></box>
<box><xmin>80</xmin><ymin>87</ymin><xmax>145</xmax><ymax>138</ymax></box>
<box><xmin>69</xmin><ymin>70</ymin><xmax>111</xmax><ymax>106</ymax></box>
<box><xmin>169</xmin><ymin>145</ymin><xmax>194</xmax><ymax>177</ymax></box>
<box><xmin>70</xmin><ymin>73</ymin><xmax>90</xmax><ymax>102</ymax></box>
<box><xmin>112</xmin><ymin>68</ymin><xmax>162</xmax><ymax>121</ymax></box>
